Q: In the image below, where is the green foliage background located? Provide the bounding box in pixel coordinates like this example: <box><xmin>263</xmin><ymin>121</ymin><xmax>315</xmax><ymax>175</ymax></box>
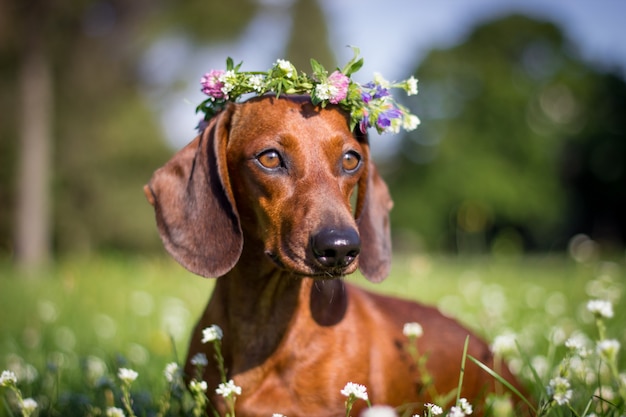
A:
<box><xmin>388</xmin><ymin>15</ymin><xmax>626</xmax><ymax>254</ymax></box>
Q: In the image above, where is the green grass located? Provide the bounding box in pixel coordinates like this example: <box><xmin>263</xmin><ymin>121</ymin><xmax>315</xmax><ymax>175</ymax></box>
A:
<box><xmin>1</xmin><ymin>253</ymin><xmax>625</xmax><ymax>416</ymax></box>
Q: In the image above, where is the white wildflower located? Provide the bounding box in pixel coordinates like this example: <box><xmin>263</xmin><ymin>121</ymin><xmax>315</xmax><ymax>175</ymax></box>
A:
<box><xmin>403</xmin><ymin>322</ymin><xmax>424</xmax><ymax>338</ymax></box>
<box><xmin>314</xmin><ymin>83</ymin><xmax>337</xmax><ymax>102</ymax></box>
<box><xmin>248</xmin><ymin>74</ymin><xmax>266</xmax><ymax>92</ymax></box>
<box><xmin>20</xmin><ymin>398</ymin><xmax>38</xmax><ymax>416</ymax></box>
<box><xmin>373</xmin><ymin>72</ymin><xmax>390</xmax><ymax>88</ymax></box>
<box><xmin>425</xmin><ymin>403</ymin><xmax>443</xmax><ymax>415</ymax></box>
<box><xmin>597</xmin><ymin>339</ymin><xmax>620</xmax><ymax>362</ymax></box>
<box><xmin>340</xmin><ymin>382</ymin><xmax>368</xmax><ymax>401</ymax></box>
<box><xmin>458</xmin><ymin>398</ymin><xmax>473</xmax><ymax>415</ymax></box>
<box><xmin>406</xmin><ymin>76</ymin><xmax>418</xmax><ymax>96</ymax></box>
<box><xmin>383</xmin><ymin>118</ymin><xmax>402</xmax><ymax>134</ymax></box>
<box><xmin>164</xmin><ymin>362</ymin><xmax>179</xmax><ymax>383</ymax></box>
<box><xmin>189</xmin><ymin>379</ymin><xmax>208</xmax><ymax>393</ymax></box>
<box><xmin>491</xmin><ymin>333</ymin><xmax>517</xmax><ymax>357</ymax></box>
<box><xmin>0</xmin><ymin>370</ymin><xmax>17</xmax><ymax>386</ymax></box>
<box><xmin>218</xmin><ymin>70</ymin><xmax>237</xmax><ymax>95</ymax></box>
<box><xmin>106</xmin><ymin>407</ymin><xmax>126</xmax><ymax>417</ymax></box>
<box><xmin>191</xmin><ymin>352</ymin><xmax>209</xmax><ymax>366</ymax></box>
<box><xmin>447</xmin><ymin>406</ymin><xmax>465</xmax><ymax>417</ymax></box>
<box><xmin>201</xmin><ymin>325</ymin><xmax>223</xmax><ymax>343</ymax></box>
<box><xmin>547</xmin><ymin>376</ymin><xmax>573</xmax><ymax>405</ymax></box>
<box><xmin>216</xmin><ymin>379</ymin><xmax>242</xmax><ymax>398</ymax></box>
<box><xmin>360</xmin><ymin>405</ymin><xmax>397</xmax><ymax>416</ymax></box>
<box><xmin>276</xmin><ymin>59</ymin><xmax>295</xmax><ymax>78</ymax></box>
<box><xmin>586</xmin><ymin>299</ymin><xmax>613</xmax><ymax>318</ymax></box>
<box><xmin>564</xmin><ymin>333</ymin><xmax>591</xmax><ymax>357</ymax></box>
<box><xmin>403</xmin><ymin>114</ymin><xmax>420</xmax><ymax>131</ymax></box>
<box><xmin>117</xmin><ymin>368</ymin><xmax>138</xmax><ymax>384</ymax></box>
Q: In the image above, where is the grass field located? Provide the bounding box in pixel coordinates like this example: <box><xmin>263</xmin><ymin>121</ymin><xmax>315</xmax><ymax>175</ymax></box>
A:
<box><xmin>0</xmin><ymin>253</ymin><xmax>624</xmax><ymax>416</ymax></box>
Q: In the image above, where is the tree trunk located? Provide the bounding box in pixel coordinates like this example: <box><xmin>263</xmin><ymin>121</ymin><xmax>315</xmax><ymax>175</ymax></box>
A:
<box><xmin>15</xmin><ymin>24</ymin><xmax>53</xmax><ymax>268</ymax></box>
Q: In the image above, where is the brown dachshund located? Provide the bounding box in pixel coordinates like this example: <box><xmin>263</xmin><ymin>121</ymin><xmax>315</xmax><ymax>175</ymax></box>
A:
<box><xmin>144</xmin><ymin>95</ymin><xmax>524</xmax><ymax>416</ymax></box>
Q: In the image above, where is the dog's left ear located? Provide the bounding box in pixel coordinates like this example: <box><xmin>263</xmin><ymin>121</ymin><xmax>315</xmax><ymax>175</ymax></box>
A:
<box><xmin>143</xmin><ymin>107</ymin><xmax>243</xmax><ymax>278</ymax></box>
<box><xmin>355</xmin><ymin>138</ymin><xmax>394</xmax><ymax>283</ymax></box>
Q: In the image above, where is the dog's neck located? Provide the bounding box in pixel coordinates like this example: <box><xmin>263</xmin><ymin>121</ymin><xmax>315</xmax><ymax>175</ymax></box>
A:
<box><xmin>209</xmin><ymin>250</ymin><xmax>348</xmax><ymax>376</ymax></box>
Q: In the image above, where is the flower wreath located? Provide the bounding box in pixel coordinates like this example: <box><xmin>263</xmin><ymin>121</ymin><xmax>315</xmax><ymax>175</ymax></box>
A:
<box><xmin>197</xmin><ymin>47</ymin><xmax>419</xmax><ymax>135</ymax></box>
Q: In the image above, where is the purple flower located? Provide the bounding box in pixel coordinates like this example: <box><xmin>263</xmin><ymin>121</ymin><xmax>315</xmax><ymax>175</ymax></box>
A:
<box><xmin>362</xmin><ymin>82</ymin><xmax>389</xmax><ymax>102</ymax></box>
<box><xmin>327</xmin><ymin>71</ymin><xmax>349</xmax><ymax>104</ymax></box>
<box><xmin>361</xmin><ymin>90</ymin><xmax>372</xmax><ymax>104</ymax></box>
<box><xmin>359</xmin><ymin>117</ymin><xmax>370</xmax><ymax>133</ymax></box>
<box><xmin>376</xmin><ymin>107</ymin><xmax>403</xmax><ymax>128</ymax></box>
<box><xmin>201</xmin><ymin>69</ymin><xmax>226</xmax><ymax>99</ymax></box>
<box><xmin>373</xmin><ymin>84</ymin><xmax>390</xmax><ymax>99</ymax></box>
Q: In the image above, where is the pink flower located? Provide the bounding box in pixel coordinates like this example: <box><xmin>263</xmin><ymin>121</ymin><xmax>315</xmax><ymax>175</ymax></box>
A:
<box><xmin>201</xmin><ymin>69</ymin><xmax>226</xmax><ymax>99</ymax></box>
<box><xmin>327</xmin><ymin>71</ymin><xmax>349</xmax><ymax>104</ymax></box>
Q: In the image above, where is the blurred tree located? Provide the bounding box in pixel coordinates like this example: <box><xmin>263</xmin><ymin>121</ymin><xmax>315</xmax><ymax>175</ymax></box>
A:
<box><xmin>285</xmin><ymin>0</ymin><xmax>336</xmax><ymax>70</ymax></box>
<box><xmin>388</xmin><ymin>15</ymin><xmax>626</xmax><ymax>254</ymax></box>
<box><xmin>13</xmin><ymin>0</ymin><xmax>53</xmax><ymax>266</ymax></box>
<box><xmin>0</xmin><ymin>0</ymin><xmax>260</xmax><ymax>264</ymax></box>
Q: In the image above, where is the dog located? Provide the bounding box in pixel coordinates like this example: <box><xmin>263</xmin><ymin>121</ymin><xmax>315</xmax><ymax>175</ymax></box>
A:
<box><xmin>144</xmin><ymin>95</ymin><xmax>524</xmax><ymax>416</ymax></box>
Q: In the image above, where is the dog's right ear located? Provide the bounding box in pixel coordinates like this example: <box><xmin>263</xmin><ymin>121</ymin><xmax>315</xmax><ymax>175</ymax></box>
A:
<box><xmin>144</xmin><ymin>106</ymin><xmax>243</xmax><ymax>278</ymax></box>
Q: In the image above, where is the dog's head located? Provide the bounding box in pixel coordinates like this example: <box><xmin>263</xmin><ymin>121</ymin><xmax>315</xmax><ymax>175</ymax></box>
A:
<box><xmin>144</xmin><ymin>95</ymin><xmax>392</xmax><ymax>282</ymax></box>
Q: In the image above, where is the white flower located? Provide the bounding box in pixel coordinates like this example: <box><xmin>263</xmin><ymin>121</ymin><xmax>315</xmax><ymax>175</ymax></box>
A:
<box><xmin>547</xmin><ymin>376</ymin><xmax>573</xmax><ymax>405</ymax></box>
<box><xmin>491</xmin><ymin>333</ymin><xmax>517</xmax><ymax>357</ymax></box>
<box><xmin>276</xmin><ymin>59</ymin><xmax>295</xmax><ymax>78</ymax></box>
<box><xmin>564</xmin><ymin>333</ymin><xmax>591</xmax><ymax>357</ymax></box>
<box><xmin>383</xmin><ymin>118</ymin><xmax>402</xmax><ymax>135</ymax></box>
<box><xmin>406</xmin><ymin>76</ymin><xmax>418</xmax><ymax>96</ymax></box>
<box><xmin>403</xmin><ymin>114</ymin><xmax>420</xmax><ymax>131</ymax></box>
<box><xmin>164</xmin><ymin>362</ymin><xmax>179</xmax><ymax>383</ymax></box>
<box><xmin>106</xmin><ymin>407</ymin><xmax>126</xmax><ymax>417</ymax></box>
<box><xmin>373</xmin><ymin>72</ymin><xmax>390</xmax><ymax>88</ymax></box>
<box><xmin>216</xmin><ymin>379</ymin><xmax>242</xmax><ymax>398</ymax></box>
<box><xmin>425</xmin><ymin>403</ymin><xmax>443</xmax><ymax>415</ymax></box>
<box><xmin>272</xmin><ymin>414</ymin><xmax>286</xmax><ymax>417</ymax></box>
<box><xmin>458</xmin><ymin>398</ymin><xmax>473</xmax><ymax>415</ymax></box>
<box><xmin>403</xmin><ymin>322</ymin><xmax>424</xmax><ymax>338</ymax></box>
<box><xmin>447</xmin><ymin>406</ymin><xmax>465</xmax><ymax>417</ymax></box>
<box><xmin>0</xmin><ymin>370</ymin><xmax>17</xmax><ymax>386</ymax></box>
<box><xmin>340</xmin><ymin>382</ymin><xmax>368</xmax><ymax>401</ymax></box>
<box><xmin>248</xmin><ymin>74</ymin><xmax>266</xmax><ymax>92</ymax></box>
<box><xmin>314</xmin><ymin>83</ymin><xmax>339</xmax><ymax>102</ymax></box>
<box><xmin>597</xmin><ymin>339</ymin><xmax>620</xmax><ymax>362</ymax></box>
<box><xmin>117</xmin><ymin>368</ymin><xmax>138</xmax><ymax>384</ymax></box>
<box><xmin>360</xmin><ymin>405</ymin><xmax>398</xmax><ymax>416</ymax></box>
<box><xmin>189</xmin><ymin>379</ymin><xmax>208</xmax><ymax>393</ymax></box>
<box><xmin>586</xmin><ymin>300</ymin><xmax>613</xmax><ymax>318</ymax></box>
<box><xmin>201</xmin><ymin>325</ymin><xmax>223</xmax><ymax>343</ymax></box>
<box><xmin>20</xmin><ymin>398</ymin><xmax>38</xmax><ymax>415</ymax></box>
<box><xmin>191</xmin><ymin>352</ymin><xmax>209</xmax><ymax>366</ymax></box>
<box><xmin>219</xmin><ymin>70</ymin><xmax>238</xmax><ymax>95</ymax></box>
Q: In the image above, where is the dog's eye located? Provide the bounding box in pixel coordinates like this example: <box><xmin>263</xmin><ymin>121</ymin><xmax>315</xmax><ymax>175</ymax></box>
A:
<box><xmin>257</xmin><ymin>150</ymin><xmax>283</xmax><ymax>170</ymax></box>
<box><xmin>342</xmin><ymin>151</ymin><xmax>361</xmax><ymax>173</ymax></box>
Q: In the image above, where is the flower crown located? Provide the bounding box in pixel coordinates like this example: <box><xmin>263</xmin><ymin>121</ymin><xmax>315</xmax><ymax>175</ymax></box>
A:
<box><xmin>197</xmin><ymin>47</ymin><xmax>419</xmax><ymax>135</ymax></box>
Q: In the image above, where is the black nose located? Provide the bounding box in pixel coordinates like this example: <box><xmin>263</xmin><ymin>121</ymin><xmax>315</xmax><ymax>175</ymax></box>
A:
<box><xmin>311</xmin><ymin>228</ymin><xmax>361</xmax><ymax>269</ymax></box>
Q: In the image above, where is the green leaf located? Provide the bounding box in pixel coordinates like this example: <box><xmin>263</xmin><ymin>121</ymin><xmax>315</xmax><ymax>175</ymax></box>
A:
<box><xmin>341</xmin><ymin>46</ymin><xmax>363</xmax><ymax>76</ymax></box>
<box><xmin>226</xmin><ymin>57</ymin><xmax>234</xmax><ymax>71</ymax></box>
<box><xmin>310</xmin><ymin>59</ymin><xmax>327</xmax><ymax>79</ymax></box>
<box><xmin>468</xmin><ymin>355</ymin><xmax>537</xmax><ymax>414</ymax></box>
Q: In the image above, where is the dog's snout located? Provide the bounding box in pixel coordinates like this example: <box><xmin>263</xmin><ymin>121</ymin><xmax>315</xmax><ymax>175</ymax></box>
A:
<box><xmin>311</xmin><ymin>228</ymin><xmax>361</xmax><ymax>269</ymax></box>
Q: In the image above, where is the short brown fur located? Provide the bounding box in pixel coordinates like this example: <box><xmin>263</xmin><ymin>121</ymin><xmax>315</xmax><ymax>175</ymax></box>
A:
<box><xmin>145</xmin><ymin>96</ymin><xmax>525</xmax><ymax>416</ymax></box>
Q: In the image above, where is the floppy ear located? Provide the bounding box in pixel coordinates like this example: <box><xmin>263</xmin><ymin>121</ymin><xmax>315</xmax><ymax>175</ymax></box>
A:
<box><xmin>144</xmin><ymin>107</ymin><xmax>243</xmax><ymax>278</ymax></box>
<box><xmin>355</xmin><ymin>139</ymin><xmax>394</xmax><ymax>283</ymax></box>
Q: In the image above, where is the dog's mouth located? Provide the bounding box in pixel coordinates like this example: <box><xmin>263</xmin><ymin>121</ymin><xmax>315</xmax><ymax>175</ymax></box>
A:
<box><xmin>265</xmin><ymin>250</ymin><xmax>356</xmax><ymax>279</ymax></box>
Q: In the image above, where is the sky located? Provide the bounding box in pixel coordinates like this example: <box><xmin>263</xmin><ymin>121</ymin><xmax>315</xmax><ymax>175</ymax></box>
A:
<box><xmin>141</xmin><ymin>0</ymin><xmax>626</xmax><ymax>151</ymax></box>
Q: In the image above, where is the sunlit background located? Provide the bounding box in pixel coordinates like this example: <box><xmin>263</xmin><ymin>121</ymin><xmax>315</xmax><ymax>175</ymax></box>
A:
<box><xmin>1</xmin><ymin>2</ymin><xmax>626</xmax><ymax>414</ymax></box>
<box><xmin>1</xmin><ymin>0</ymin><xmax>625</xmax><ymax>266</ymax></box>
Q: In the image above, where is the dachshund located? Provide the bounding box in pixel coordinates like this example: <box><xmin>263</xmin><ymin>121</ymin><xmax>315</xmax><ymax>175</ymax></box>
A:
<box><xmin>144</xmin><ymin>95</ymin><xmax>525</xmax><ymax>416</ymax></box>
